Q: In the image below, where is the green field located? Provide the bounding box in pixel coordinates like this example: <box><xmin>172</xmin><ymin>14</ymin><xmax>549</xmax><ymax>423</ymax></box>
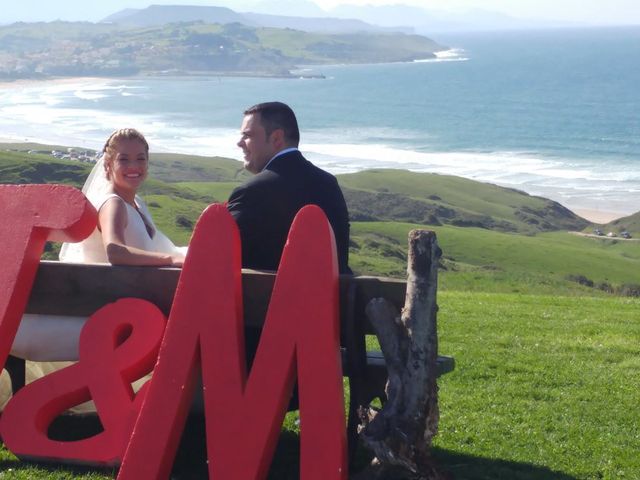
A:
<box><xmin>1</xmin><ymin>146</ymin><xmax>639</xmax><ymax>479</ymax></box>
<box><xmin>350</xmin><ymin>221</ymin><xmax>640</xmax><ymax>295</ymax></box>
<box><xmin>434</xmin><ymin>292</ymin><xmax>640</xmax><ymax>480</ymax></box>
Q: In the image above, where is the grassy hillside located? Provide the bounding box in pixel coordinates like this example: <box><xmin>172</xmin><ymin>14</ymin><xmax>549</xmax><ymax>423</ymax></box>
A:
<box><xmin>0</xmin><ymin>150</ymin><xmax>91</xmax><ymax>185</ymax></box>
<box><xmin>0</xmin><ymin>20</ymin><xmax>443</xmax><ymax>79</ymax></box>
<box><xmin>601</xmin><ymin>211</ymin><xmax>640</xmax><ymax>236</ymax></box>
<box><xmin>147</xmin><ymin>153</ymin><xmax>248</xmax><ymax>183</ymax></box>
<box><xmin>255</xmin><ymin>28</ymin><xmax>442</xmax><ymax>64</ymax></box>
<box><xmin>0</xmin><ymin>146</ymin><xmax>244</xmax><ymax>192</ymax></box>
<box><xmin>171</xmin><ymin>181</ymin><xmax>239</xmax><ymax>202</ymax></box>
<box><xmin>351</xmin><ymin>221</ymin><xmax>640</xmax><ymax>295</ymax></box>
<box><xmin>339</xmin><ymin>169</ymin><xmax>590</xmax><ymax>234</ymax></box>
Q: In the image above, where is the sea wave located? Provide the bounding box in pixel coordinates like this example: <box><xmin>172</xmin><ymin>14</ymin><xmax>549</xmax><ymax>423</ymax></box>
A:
<box><xmin>414</xmin><ymin>48</ymin><xmax>469</xmax><ymax>63</ymax></box>
<box><xmin>300</xmin><ymin>142</ymin><xmax>640</xmax><ymax>215</ymax></box>
<box><xmin>302</xmin><ymin>142</ymin><xmax>631</xmax><ymax>181</ymax></box>
<box><xmin>2</xmin><ymin>112</ymin><xmax>638</xmax><ymax>215</ymax></box>
<box><xmin>74</xmin><ymin>90</ymin><xmax>109</xmax><ymax>101</ymax></box>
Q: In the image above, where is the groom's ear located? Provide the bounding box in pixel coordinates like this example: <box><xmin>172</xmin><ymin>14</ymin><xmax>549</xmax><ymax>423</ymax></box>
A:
<box><xmin>270</xmin><ymin>128</ymin><xmax>286</xmax><ymax>148</ymax></box>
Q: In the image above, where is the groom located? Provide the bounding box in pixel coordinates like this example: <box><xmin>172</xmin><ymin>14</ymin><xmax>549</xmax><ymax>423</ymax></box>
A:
<box><xmin>227</xmin><ymin>101</ymin><xmax>351</xmax><ymax>274</ymax></box>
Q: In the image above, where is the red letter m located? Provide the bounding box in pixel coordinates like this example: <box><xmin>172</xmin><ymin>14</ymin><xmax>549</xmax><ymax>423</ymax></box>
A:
<box><xmin>118</xmin><ymin>204</ymin><xmax>347</xmax><ymax>480</ymax></box>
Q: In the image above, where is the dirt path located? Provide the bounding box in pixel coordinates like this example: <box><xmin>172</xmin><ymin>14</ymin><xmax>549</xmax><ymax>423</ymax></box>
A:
<box><xmin>569</xmin><ymin>231</ymin><xmax>639</xmax><ymax>241</ymax></box>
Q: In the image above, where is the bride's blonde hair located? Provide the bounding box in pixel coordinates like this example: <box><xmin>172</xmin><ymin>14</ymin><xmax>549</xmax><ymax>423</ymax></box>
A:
<box><xmin>103</xmin><ymin>128</ymin><xmax>149</xmax><ymax>157</ymax></box>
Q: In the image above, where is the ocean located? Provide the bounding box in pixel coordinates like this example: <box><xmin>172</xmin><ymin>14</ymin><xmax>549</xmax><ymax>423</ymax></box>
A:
<box><xmin>1</xmin><ymin>26</ymin><xmax>639</xmax><ymax>220</ymax></box>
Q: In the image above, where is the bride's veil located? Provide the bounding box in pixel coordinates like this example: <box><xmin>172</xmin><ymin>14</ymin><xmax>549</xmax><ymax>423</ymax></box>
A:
<box><xmin>80</xmin><ymin>155</ymin><xmax>112</xmax><ymax>207</ymax></box>
<box><xmin>58</xmin><ymin>156</ymin><xmax>109</xmax><ymax>262</ymax></box>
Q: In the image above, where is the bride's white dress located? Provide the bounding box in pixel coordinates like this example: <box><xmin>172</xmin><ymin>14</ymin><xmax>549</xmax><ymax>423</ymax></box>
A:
<box><xmin>60</xmin><ymin>193</ymin><xmax>187</xmax><ymax>264</ymax></box>
<box><xmin>1</xmin><ymin>181</ymin><xmax>186</xmax><ymax>410</ymax></box>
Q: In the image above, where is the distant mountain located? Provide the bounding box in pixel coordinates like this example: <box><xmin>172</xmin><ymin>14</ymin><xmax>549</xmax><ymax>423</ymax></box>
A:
<box><xmin>101</xmin><ymin>8</ymin><xmax>142</xmax><ymax>23</ymax></box>
<box><xmin>241</xmin><ymin>12</ymin><xmax>407</xmax><ymax>34</ymax></box>
<box><xmin>330</xmin><ymin>4</ymin><xmax>433</xmax><ymax>30</ymax></box>
<box><xmin>245</xmin><ymin>0</ymin><xmax>327</xmax><ymax>18</ymax></box>
<box><xmin>329</xmin><ymin>4</ymin><xmax>577</xmax><ymax>33</ymax></box>
<box><xmin>102</xmin><ymin>4</ymin><xmax>405</xmax><ymax>34</ymax></box>
<box><xmin>102</xmin><ymin>5</ymin><xmax>250</xmax><ymax>27</ymax></box>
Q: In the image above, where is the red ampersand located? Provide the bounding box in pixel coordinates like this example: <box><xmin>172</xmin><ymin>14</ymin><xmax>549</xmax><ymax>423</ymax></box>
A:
<box><xmin>0</xmin><ymin>298</ymin><xmax>166</xmax><ymax>466</ymax></box>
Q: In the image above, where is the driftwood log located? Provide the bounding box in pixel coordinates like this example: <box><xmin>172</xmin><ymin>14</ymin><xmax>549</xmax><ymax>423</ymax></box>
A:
<box><xmin>355</xmin><ymin>230</ymin><xmax>446</xmax><ymax>480</ymax></box>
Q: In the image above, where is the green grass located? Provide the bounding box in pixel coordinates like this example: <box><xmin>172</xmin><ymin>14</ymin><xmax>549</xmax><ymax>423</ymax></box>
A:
<box><xmin>340</xmin><ymin>169</ymin><xmax>546</xmax><ymax>217</ymax></box>
<box><xmin>147</xmin><ymin>153</ymin><xmax>247</xmax><ymax>183</ymax></box>
<box><xmin>432</xmin><ymin>291</ymin><xmax>640</xmax><ymax>480</ymax></box>
<box><xmin>144</xmin><ymin>194</ymin><xmax>210</xmax><ymax>245</ymax></box>
<box><xmin>0</xmin><ymin>463</ymin><xmax>113</xmax><ymax>480</ymax></box>
<box><xmin>0</xmin><ymin>150</ymin><xmax>90</xmax><ymax>185</ymax></box>
<box><xmin>172</xmin><ymin>181</ymin><xmax>240</xmax><ymax>202</ymax></box>
<box><xmin>2</xmin><ymin>292</ymin><xmax>638</xmax><ymax>479</ymax></box>
<box><xmin>350</xmin><ymin>221</ymin><xmax>640</xmax><ymax>295</ymax></box>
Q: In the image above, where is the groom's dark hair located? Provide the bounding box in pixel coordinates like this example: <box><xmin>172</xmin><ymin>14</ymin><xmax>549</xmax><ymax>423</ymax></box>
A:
<box><xmin>244</xmin><ymin>102</ymin><xmax>300</xmax><ymax>147</ymax></box>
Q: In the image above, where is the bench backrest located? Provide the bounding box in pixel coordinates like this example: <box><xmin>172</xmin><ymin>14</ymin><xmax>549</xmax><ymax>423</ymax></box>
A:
<box><xmin>25</xmin><ymin>261</ymin><xmax>407</xmax><ymax>336</ymax></box>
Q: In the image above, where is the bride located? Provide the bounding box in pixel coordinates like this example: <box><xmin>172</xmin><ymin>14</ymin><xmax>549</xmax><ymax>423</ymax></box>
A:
<box><xmin>10</xmin><ymin>128</ymin><xmax>186</xmax><ymax>362</ymax></box>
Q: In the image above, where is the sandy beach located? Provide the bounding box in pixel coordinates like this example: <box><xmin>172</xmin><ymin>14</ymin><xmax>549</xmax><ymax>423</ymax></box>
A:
<box><xmin>572</xmin><ymin>208</ymin><xmax>627</xmax><ymax>224</ymax></box>
<box><xmin>0</xmin><ymin>76</ymin><xmax>110</xmax><ymax>91</ymax></box>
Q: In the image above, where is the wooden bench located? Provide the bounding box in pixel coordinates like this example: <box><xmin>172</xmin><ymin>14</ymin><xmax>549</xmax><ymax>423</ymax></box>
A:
<box><xmin>4</xmin><ymin>260</ymin><xmax>454</xmax><ymax>453</ymax></box>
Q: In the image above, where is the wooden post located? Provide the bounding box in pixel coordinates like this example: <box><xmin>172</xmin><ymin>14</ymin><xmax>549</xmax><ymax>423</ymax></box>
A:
<box><xmin>356</xmin><ymin>230</ymin><xmax>446</xmax><ymax>480</ymax></box>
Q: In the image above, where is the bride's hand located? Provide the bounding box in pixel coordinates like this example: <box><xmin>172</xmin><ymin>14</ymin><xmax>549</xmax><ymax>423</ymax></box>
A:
<box><xmin>170</xmin><ymin>254</ymin><xmax>185</xmax><ymax>267</ymax></box>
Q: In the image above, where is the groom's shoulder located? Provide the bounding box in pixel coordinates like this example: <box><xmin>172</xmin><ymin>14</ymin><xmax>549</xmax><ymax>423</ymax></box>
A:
<box><xmin>229</xmin><ymin>168</ymin><xmax>280</xmax><ymax>201</ymax></box>
<box><xmin>243</xmin><ymin>168</ymin><xmax>281</xmax><ymax>189</ymax></box>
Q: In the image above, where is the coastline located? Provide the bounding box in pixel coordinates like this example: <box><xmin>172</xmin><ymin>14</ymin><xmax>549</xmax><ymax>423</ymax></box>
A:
<box><xmin>0</xmin><ymin>76</ymin><xmax>108</xmax><ymax>90</ymax></box>
<box><xmin>0</xmin><ymin>69</ymin><xmax>318</xmax><ymax>89</ymax></box>
<box><xmin>0</xmin><ymin>47</ymin><xmax>463</xmax><ymax>87</ymax></box>
<box><xmin>0</xmin><ymin>54</ymin><xmax>459</xmax><ymax>85</ymax></box>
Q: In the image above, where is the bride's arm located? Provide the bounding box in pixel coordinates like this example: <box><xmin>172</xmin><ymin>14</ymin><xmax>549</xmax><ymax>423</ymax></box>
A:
<box><xmin>100</xmin><ymin>198</ymin><xmax>184</xmax><ymax>267</ymax></box>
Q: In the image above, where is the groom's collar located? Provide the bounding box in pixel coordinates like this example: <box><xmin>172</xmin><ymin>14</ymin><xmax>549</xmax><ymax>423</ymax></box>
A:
<box><xmin>263</xmin><ymin>147</ymin><xmax>299</xmax><ymax>171</ymax></box>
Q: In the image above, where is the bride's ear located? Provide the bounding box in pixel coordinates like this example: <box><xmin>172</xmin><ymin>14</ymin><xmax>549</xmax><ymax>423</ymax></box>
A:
<box><xmin>103</xmin><ymin>157</ymin><xmax>112</xmax><ymax>181</ymax></box>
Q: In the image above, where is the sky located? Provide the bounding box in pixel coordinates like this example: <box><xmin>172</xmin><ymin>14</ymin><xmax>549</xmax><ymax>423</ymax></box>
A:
<box><xmin>318</xmin><ymin>0</ymin><xmax>640</xmax><ymax>23</ymax></box>
<box><xmin>1</xmin><ymin>0</ymin><xmax>639</xmax><ymax>26</ymax></box>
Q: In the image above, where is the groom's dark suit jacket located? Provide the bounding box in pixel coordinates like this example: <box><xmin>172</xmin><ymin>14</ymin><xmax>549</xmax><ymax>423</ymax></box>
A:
<box><xmin>227</xmin><ymin>149</ymin><xmax>351</xmax><ymax>274</ymax></box>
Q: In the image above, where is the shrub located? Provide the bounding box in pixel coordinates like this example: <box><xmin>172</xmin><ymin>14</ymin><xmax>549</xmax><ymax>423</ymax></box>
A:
<box><xmin>565</xmin><ymin>274</ymin><xmax>594</xmax><ymax>287</ymax></box>
<box><xmin>175</xmin><ymin>215</ymin><xmax>194</xmax><ymax>229</ymax></box>
<box><xmin>616</xmin><ymin>283</ymin><xmax>640</xmax><ymax>297</ymax></box>
<box><xmin>596</xmin><ymin>282</ymin><xmax>614</xmax><ymax>294</ymax></box>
